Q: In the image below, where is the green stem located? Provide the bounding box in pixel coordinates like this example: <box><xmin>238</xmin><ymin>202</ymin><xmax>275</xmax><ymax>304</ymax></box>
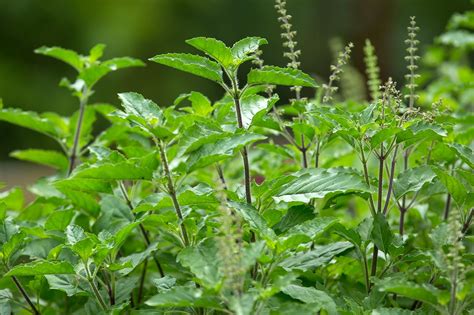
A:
<box><xmin>67</xmin><ymin>88</ymin><xmax>89</xmax><ymax>176</ymax></box>
<box><xmin>232</xmin><ymin>95</ymin><xmax>252</xmax><ymax>205</ymax></box>
<box><xmin>361</xmin><ymin>249</ymin><xmax>370</xmax><ymax>294</ymax></box>
<box><xmin>120</xmin><ymin>181</ymin><xmax>165</xmax><ymax>275</ymax></box>
<box><xmin>137</xmin><ymin>258</ymin><xmax>148</xmax><ymax>305</ymax></box>
<box><xmin>11</xmin><ymin>275</ymin><xmax>40</xmax><ymax>315</ymax></box>
<box><xmin>155</xmin><ymin>138</ymin><xmax>190</xmax><ymax>246</ymax></box>
<box><xmin>86</xmin><ymin>266</ymin><xmax>107</xmax><ymax>311</ymax></box>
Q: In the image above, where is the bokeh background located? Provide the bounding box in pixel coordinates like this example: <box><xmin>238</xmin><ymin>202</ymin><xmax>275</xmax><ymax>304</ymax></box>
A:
<box><xmin>0</xmin><ymin>0</ymin><xmax>470</xmax><ymax>170</ymax></box>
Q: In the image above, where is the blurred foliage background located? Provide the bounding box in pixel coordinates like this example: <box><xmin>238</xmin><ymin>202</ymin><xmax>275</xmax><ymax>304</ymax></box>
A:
<box><xmin>0</xmin><ymin>0</ymin><xmax>471</xmax><ymax>160</ymax></box>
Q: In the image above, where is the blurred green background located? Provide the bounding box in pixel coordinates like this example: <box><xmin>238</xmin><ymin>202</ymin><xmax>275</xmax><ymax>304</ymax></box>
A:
<box><xmin>0</xmin><ymin>0</ymin><xmax>470</xmax><ymax>161</ymax></box>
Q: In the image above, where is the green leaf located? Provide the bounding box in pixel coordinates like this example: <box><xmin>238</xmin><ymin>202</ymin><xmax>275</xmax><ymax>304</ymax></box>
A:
<box><xmin>145</xmin><ymin>287</ymin><xmax>221</xmax><ymax>308</ymax></box>
<box><xmin>45</xmin><ymin>274</ymin><xmax>86</xmax><ymax>296</ymax></box>
<box><xmin>102</xmin><ymin>57</ymin><xmax>145</xmax><ymax>70</ymax></box>
<box><xmin>10</xmin><ymin>149</ymin><xmax>68</xmax><ymax>170</ymax></box>
<box><xmin>0</xmin><ymin>187</ymin><xmax>24</xmax><ymax>211</ymax></box>
<box><xmin>177</xmin><ymin>238</ymin><xmax>221</xmax><ymax>289</ymax></box>
<box><xmin>153</xmin><ymin>275</ymin><xmax>177</xmax><ymax>293</ymax></box>
<box><xmin>5</xmin><ymin>261</ymin><xmax>75</xmax><ymax>276</ymax></box>
<box><xmin>229</xmin><ymin>201</ymin><xmax>276</xmax><ymax>243</ymax></box>
<box><xmin>186</xmin><ymin>132</ymin><xmax>266</xmax><ymax>171</ymax></box>
<box><xmin>54</xmin><ymin>178</ymin><xmax>112</xmax><ymax>194</ymax></box>
<box><xmin>274</xmin><ymin>168</ymin><xmax>371</xmax><ymax>203</ymax></box>
<box><xmin>45</xmin><ymin>210</ymin><xmax>74</xmax><ymax>231</ymax></box>
<box><xmin>65</xmin><ymin>224</ymin><xmax>93</xmax><ymax>260</ymax></box>
<box><xmin>370</xmin><ymin>213</ymin><xmax>393</xmax><ymax>253</ymax></box>
<box><xmin>448</xmin><ymin>143</ymin><xmax>474</xmax><ymax>168</ymax></box>
<box><xmin>186</xmin><ymin>37</ymin><xmax>233</xmax><ymax>67</ymax></box>
<box><xmin>35</xmin><ymin>46</ymin><xmax>83</xmax><ymax>71</ymax></box>
<box><xmin>118</xmin><ymin>92</ymin><xmax>163</xmax><ymax>130</ymax></box>
<box><xmin>0</xmin><ymin>108</ymin><xmax>61</xmax><ymax>138</ymax></box>
<box><xmin>370</xmin><ymin>127</ymin><xmax>402</xmax><ymax>149</ymax></box>
<box><xmin>281</xmin><ymin>285</ymin><xmax>337</xmax><ymax>315</ymax></box>
<box><xmin>432</xmin><ymin>166</ymin><xmax>467</xmax><ymax>204</ymax></box>
<box><xmin>150</xmin><ymin>53</ymin><xmax>223</xmax><ymax>83</ymax></box>
<box><xmin>332</xmin><ymin>224</ymin><xmax>362</xmax><ymax>248</ymax></box>
<box><xmin>89</xmin><ymin>43</ymin><xmax>106</xmax><ymax>62</ymax></box>
<box><xmin>438</xmin><ymin>30</ymin><xmax>474</xmax><ymax>48</ymax></box>
<box><xmin>393</xmin><ymin>165</ymin><xmax>436</xmax><ymax>199</ymax></box>
<box><xmin>72</xmin><ymin>154</ymin><xmax>158</xmax><ymax>180</ymax></box>
<box><xmin>397</xmin><ymin>122</ymin><xmax>447</xmax><ymax>145</ymax></box>
<box><xmin>278</xmin><ymin>217</ymin><xmax>338</xmax><ymax>251</ymax></box>
<box><xmin>117</xmin><ymin>244</ymin><xmax>157</xmax><ymax>276</ymax></box>
<box><xmin>240</xmin><ymin>94</ymin><xmax>278</xmax><ymax>129</ymax></box>
<box><xmin>187</xmin><ymin>91</ymin><xmax>213</xmax><ymax>116</ymax></box>
<box><xmin>273</xmin><ymin>204</ymin><xmax>315</xmax><ymax>234</ymax></box>
<box><xmin>247</xmin><ymin>66</ymin><xmax>316</xmax><ymax>87</ymax></box>
<box><xmin>79</xmin><ymin>58</ymin><xmax>144</xmax><ymax>88</ymax></box>
<box><xmin>375</xmin><ymin>277</ymin><xmax>441</xmax><ymax>305</ymax></box>
<box><xmin>231</xmin><ymin>37</ymin><xmax>268</xmax><ymax>63</ymax></box>
<box><xmin>279</xmin><ymin>242</ymin><xmax>353</xmax><ymax>271</ymax></box>
<box><xmin>2</xmin><ymin>231</ymin><xmax>26</xmax><ymax>261</ymax></box>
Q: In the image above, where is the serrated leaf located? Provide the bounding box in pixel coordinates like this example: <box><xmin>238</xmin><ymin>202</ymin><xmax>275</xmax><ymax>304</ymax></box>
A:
<box><xmin>45</xmin><ymin>210</ymin><xmax>74</xmax><ymax>231</ymax></box>
<box><xmin>145</xmin><ymin>287</ymin><xmax>221</xmax><ymax>308</ymax></box>
<box><xmin>177</xmin><ymin>238</ymin><xmax>221</xmax><ymax>289</ymax></box>
<box><xmin>248</xmin><ymin>66</ymin><xmax>316</xmax><ymax>87</ymax></box>
<box><xmin>432</xmin><ymin>166</ymin><xmax>467</xmax><ymax>204</ymax></box>
<box><xmin>45</xmin><ymin>274</ymin><xmax>86</xmax><ymax>297</ymax></box>
<box><xmin>371</xmin><ymin>213</ymin><xmax>392</xmax><ymax>253</ymax></box>
<box><xmin>273</xmin><ymin>204</ymin><xmax>315</xmax><ymax>234</ymax></box>
<box><xmin>448</xmin><ymin>143</ymin><xmax>474</xmax><ymax>168</ymax></box>
<box><xmin>375</xmin><ymin>277</ymin><xmax>441</xmax><ymax>305</ymax></box>
<box><xmin>54</xmin><ymin>178</ymin><xmax>112</xmax><ymax>194</ymax></box>
<box><xmin>150</xmin><ymin>53</ymin><xmax>223</xmax><ymax>83</ymax></box>
<box><xmin>370</xmin><ymin>127</ymin><xmax>402</xmax><ymax>149</ymax></box>
<box><xmin>72</xmin><ymin>155</ymin><xmax>158</xmax><ymax>180</ymax></box>
<box><xmin>118</xmin><ymin>92</ymin><xmax>163</xmax><ymax>130</ymax></box>
<box><xmin>274</xmin><ymin>168</ymin><xmax>371</xmax><ymax>203</ymax></box>
<box><xmin>231</xmin><ymin>37</ymin><xmax>268</xmax><ymax>63</ymax></box>
<box><xmin>5</xmin><ymin>261</ymin><xmax>75</xmax><ymax>276</ymax></box>
<box><xmin>186</xmin><ymin>37</ymin><xmax>233</xmax><ymax>67</ymax></box>
<box><xmin>117</xmin><ymin>243</ymin><xmax>157</xmax><ymax>276</ymax></box>
<box><xmin>35</xmin><ymin>46</ymin><xmax>83</xmax><ymax>71</ymax></box>
<box><xmin>186</xmin><ymin>132</ymin><xmax>266</xmax><ymax>171</ymax></box>
<box><xmin>393</xmin><ymin>165</ymin><xmax>436</xmax><ymax>199</ymax></box>
<box><xmin>10</xmin><ymin>149</ymin><xmax>68</xmax><ymax>170</ymax></box>
<box><xmin>0</xmin><ymin>108</ymin><xmax>61</xmax><ymax>138</ymax></box>
<box><xmin>240</xmin><ymin>94</ymin><xmax>278</xmax><ymax>129</ymax></box>
<box><xmin>278</xmin><ymin>217</ymin><xmax>338</xmax><ymax>251</ymax></box>
<box><xmin>229</xmin><ymin>201</ymin><xmax>276</xmax><ymax>243</ymax></box>
<box><xmin>281</xmin><ymin>285</ymin><xmax>337</xmax><ymax>315</ymax></box>
<box><xmin>79</xmin><ymin>58</ymin><xmax>144</xmax><ymax>88</ymax></box>
<box><xmin>279</xmin><ymin>242</ymin><xmax>353</xmax><ymax>271</ymax></box>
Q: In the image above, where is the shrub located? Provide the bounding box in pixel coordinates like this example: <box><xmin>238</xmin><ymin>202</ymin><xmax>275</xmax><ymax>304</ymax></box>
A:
<box><xmin>0</xmin><ymin>3</ymin><xmax>472</xmax><ymax>314</ymax></box>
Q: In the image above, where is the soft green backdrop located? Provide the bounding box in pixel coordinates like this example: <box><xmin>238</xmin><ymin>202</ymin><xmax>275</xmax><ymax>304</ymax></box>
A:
<box><xmin>0</xmin><ymin>0</ymin><xmax>470</xmax><ymax>160</ymax></box>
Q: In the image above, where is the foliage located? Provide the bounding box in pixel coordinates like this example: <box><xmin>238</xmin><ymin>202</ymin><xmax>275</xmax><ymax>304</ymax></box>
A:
<box><xmin>0</xmin><ymin>4</ymin><xmax>472</xmax><ymax>315</ymax></box>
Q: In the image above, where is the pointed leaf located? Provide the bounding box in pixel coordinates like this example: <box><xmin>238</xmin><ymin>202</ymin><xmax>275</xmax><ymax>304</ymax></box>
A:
<box><xmin>177</xmin><ymin>238</ymin><xmax>221</xmax><ymax>289</ymax></box>
<box><xmin>186</xmin><ymin>37</ymin><xmax>233</xmax><ymax>67</ymax></box>
<box><xmin>186</xmin><ymin>132</ymin><xmax>266</xmax><ymax>171</ymax></box>
<box><xmin>10</xmin><ymin>149</ymin><xmax>68</xmax><ymax>170</ymax></box>
<box><xmin>393</xmin><ymin>166</ymin><xmax>436</xmax><ymax>199</ymax></box>
<box><xmin>150</xmin><ymin>53</ymin><xmax>223</xmax><ymax>83</ymax></box>
<box><xmin>248</xmin><ymin>66</ymin><xmax>316</xmax><ymax>87</ymax></box>
<box><xmin>274</xmin><ymin>168</ymin><xmax>371</xmax><ymax>203</ymax></box>
<box><xmin>231</xmin><ymin>37</ymin><xmax>268</xmax><ymax>62</ymax></box>
<box><xmin>281</xmin><ymin>285</ymin><xmax>337</xmax><ymax>315</ymax></box>
<box><xmin>35</xmin><ymin>46</ymin><xmax>83</xmax><ymax>71</ymax></box>
<box><xmin>5</xmin><ymin>261</ymin><xmax>75</xmax><ymax>276</ymax></box>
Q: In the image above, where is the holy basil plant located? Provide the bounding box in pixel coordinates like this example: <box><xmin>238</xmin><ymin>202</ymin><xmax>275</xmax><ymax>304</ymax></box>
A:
<box><xmin>0</xmin><ymin>3</ymin><xmax>472</xmax><ymax>315</ymax></box>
